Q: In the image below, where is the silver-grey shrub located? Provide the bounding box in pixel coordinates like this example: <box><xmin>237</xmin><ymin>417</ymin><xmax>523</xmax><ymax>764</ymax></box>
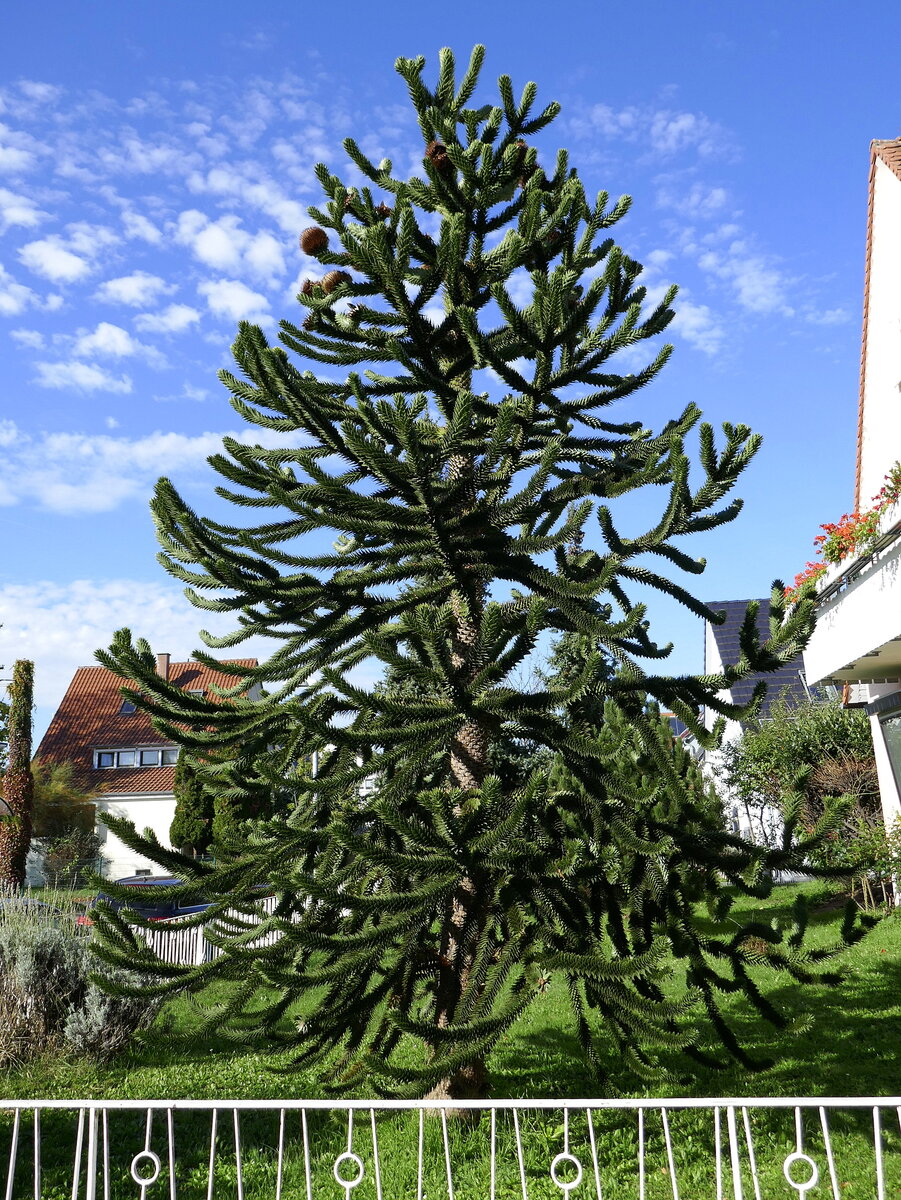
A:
<box><xmin>0</xmin><ymin>890</ymin><xmax>162</xmax><ymax>1068</ymax></box>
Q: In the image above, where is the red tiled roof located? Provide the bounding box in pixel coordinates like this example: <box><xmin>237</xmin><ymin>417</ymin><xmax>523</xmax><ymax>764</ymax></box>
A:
<box><xmin>35</xmin><ymin>658</ymin><xmax>257</xmax><ymax>796</ymax></box>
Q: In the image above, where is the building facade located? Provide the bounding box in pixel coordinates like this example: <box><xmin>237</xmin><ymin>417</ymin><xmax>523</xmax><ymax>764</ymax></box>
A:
<box><xmin>803</xmin><ymin>138</ymin><xmax>901</xmax><ymax>832</ymax></box>
<box><xmin>704</xmin><ymin>597</ymin><xmax>808</xmax><ymax>842</ymax></box>
<box><xmin>34</xmin><ymin>653</ymin><xmax>257</xmax><ymax>878</ymax></box>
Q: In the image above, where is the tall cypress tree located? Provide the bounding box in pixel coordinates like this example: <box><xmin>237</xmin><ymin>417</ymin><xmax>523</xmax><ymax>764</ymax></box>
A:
<box><xmin>93</xmin><ymin>47</ymin><xmax>866</xmax><ymax>1099</ymax></box>
<box><xmin>169</xmin><ymin>752</ymin><xmax>212</xmax><ymax>855</ymax></box>
<box><xmin>0</xmin><ymin>660</ymin><xmax>35</xmax><ymax>887</ymax></box>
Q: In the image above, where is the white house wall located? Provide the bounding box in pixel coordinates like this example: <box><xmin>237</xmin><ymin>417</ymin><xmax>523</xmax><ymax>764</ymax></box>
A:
<box><xmin>859</xmin><ymin>157</ymin><xmax>901</xmax><ymax>505</ymax></box>
<box><xmin>804</xmin><ymin>523</ymin><xmax>901</xmax><ymax>686</ymax></box>
<box><xmin>94</xmin><ymin>794</ymin><xmax>176</xmax><ymax>879</ymax></box>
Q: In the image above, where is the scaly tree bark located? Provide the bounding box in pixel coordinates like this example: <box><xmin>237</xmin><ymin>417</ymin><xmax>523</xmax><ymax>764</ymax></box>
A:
<box><xmin>0</xmin><ymin>660</ymin><xmax>35</xmax><ymax>887</ymax></box>
<box><xmin>91</xmin><ymin>47</ymin><xmax>868</xmax><ymax>1099</ymax></box>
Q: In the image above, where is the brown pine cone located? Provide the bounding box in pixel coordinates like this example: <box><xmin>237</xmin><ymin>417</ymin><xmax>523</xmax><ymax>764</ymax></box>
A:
<box><xmin>321</xmin><ymin>270</ymin><xmax>352</xmax><ymax>294</ymax></box>
<box><xmin>300</xmin><ymin>279</ymin><xmax>315</xmax><ymax>296</ymax></box>
<box><xmin>515</xmin><ymin>139</ymin><xmax>537</xmax><ymax>188</ymax></box>
<box><xmin>425</xmin><ymin>139</ymin><xmax>452</xmax><ymax>175</ymax></box>
<box><xmin>300</xmin><ymin>226</ymin><xmax>328</xmax><ymax>255</ymax></box>
<box><xmin>375</xmin><ymin>202</ymin><xmax>392</xmax><ymax>219</ymax></box>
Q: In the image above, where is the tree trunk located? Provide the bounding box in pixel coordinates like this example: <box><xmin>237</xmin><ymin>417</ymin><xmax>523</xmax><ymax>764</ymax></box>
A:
<box><xmin>427</xmin><ymin>449</ymin><xmax>490</xmax><ymax>1101</ymax></box>
<box><xmin>0</xmin><ymin>661</ymin><xmax>35</xmax><ymax>888</ymax></box>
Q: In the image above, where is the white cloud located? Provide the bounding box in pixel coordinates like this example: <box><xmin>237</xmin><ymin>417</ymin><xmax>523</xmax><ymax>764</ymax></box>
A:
<box><xmin>121</xmin><ymin>210</ymin><xmax>162</xmax><ymax>243</ymax></box>
<box><xmin>17</xmin><ymin>81</ymin><xmax>62</xmax><ymax>104</ymax></box>
<box><xmin>198</xmin><ymin>277</ymin><xmax>271</xmax><ymax>323</ymax></box>
<box><xmin>63</xmin><ymin>222</ymin><xmax>120</xmax><ymax>256</ymax></box>
<box><xmin>0</xmin><ymin>420</ymin><xmax>308</xmax><ymax>515</ymax></box>
<box><xmin>34</xmin><ymin>360</ymin><xmax>133</xmax><ymax>393</ymax></box>
<box><xmin>571</xmin><ymin>104</ymin><xmax>734</xmax><ymax>160</ymax></box>
<box><xmin>66</xmin><ymin>320</ymin><xmax>166</xmax><ymax>368</ymax></box>
<box><xmin>0</xmin><ymin>264</ymin><xmax>38</xmax><ymax>316</ymax></box>
<box><xmin>72</xmin><ymin>322</ymin><xmax>139</xmax><ymax>359</ymax></box>
<box><xmin>18</xmin><ymin>236</ymin><xmax>90</xmax><ymax>283</ymax></box>
<box><xmin>0</xmin><ymin>123</ymin><xmax>41</xmax><ymax>173</ymax></box>
<box><xmin>134</xmin><ymin>303</ymin><xmax>201</xmax><ymax>334</ymax></box>
<box><xmin>642</xmin><ymin>281</ymin><xmax>726</xmax><ymax>357</ymax></box>
<box><xmin>0</xmin><ymin>186</ymin><xmax>46</xmax><ymax>231</ymax></box>
<box><xmin>98</xmin><ymin>132</ymin><xmax>200</xmax><ymax>176</ymax></box>
<box><xmin>0</xmin><ymin>576</ymin><xmax>280</xmax><ymax>742</ymax></box>
<box><xmin>175</xmin><ymin>209</ymin><xmax>286</xmax><ymax>281</ymax></box>
<box><xmin>669</xmin><ymin>297</ymin><xmax>725</xmax><ymax>356</ymax></box>
<box><xmin>9</xmin><ymin>327</ymin><xmax>43</xmax><ymax>348</ymax></box>
<box><xmin>698</xmin><ymin>241</ymin><xmax>793</xmax><ymax>316</ymax></box>
<box><xmin>656</xmin><ymin>182</ymin><xmax>730</xmax><ymax>220</ymax></box>
<box><xmin>0</xmin><ymin>579</ymin><xmax>235</xmax><ymax>729</ymax></box>
<box><xmin>94</xmin><ymin>271</ymin><xmax>175</xmax><ymax>307</ymax></box>
<box><xmin>649</xmin><ymin>111</ymin><xmax>725</xmax><ymax>158</ymax></box>
<box><xmin>187</xmin><ymin>166</ymin><xmax>307</xmax><ymax>233</ymax></box>
<box><xmin>18</xmin><ymin>223</ymin><xmax>119</xmax><ymax>284</ymax></box>
<box><xmin>804</xmin><ymin>307</ymin><xmax>851</xmax><ymax>327</ymax></box>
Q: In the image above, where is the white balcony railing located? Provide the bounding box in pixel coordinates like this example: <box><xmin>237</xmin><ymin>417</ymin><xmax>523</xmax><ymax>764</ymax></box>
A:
<box><xmin>804</xmin><ymin>500</ymin><xmax>901</xmax><ymax>686</ymax></box>
<box><xmin>2</xmin><ymin>1098</ymin><xmax>901</xmax><ymax>1200</ymax></box>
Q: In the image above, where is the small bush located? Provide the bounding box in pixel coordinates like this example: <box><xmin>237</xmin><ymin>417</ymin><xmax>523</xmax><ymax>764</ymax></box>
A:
<box><xmin>38</xmin><ymin>830</ymin><xmax>106</xmax><ymax>889</ymax></box>
<box><xmin>0</xmin><ymin>889</ymin><xmax>162</xmax><ymax>1069</ymax></box>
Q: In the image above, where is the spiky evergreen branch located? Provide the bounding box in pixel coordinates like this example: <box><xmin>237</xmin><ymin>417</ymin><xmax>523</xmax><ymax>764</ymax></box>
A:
<box><xmin>93</xmin><ymin>46</ymin><xmax>867</xmax><ymax>1098</ymax></box>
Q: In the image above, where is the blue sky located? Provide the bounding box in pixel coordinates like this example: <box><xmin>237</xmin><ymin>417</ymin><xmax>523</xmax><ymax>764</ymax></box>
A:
<box><xmin>1</xmin><ymin>0</ymin><xmax>897</xmax><ymax>739</ymax></box>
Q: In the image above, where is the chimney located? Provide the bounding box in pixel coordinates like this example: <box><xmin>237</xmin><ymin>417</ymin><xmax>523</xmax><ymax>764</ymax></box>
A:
<box><xmin>156</xmin><ymin>653</ymin><xmax>170</xmax><ymax>681</ymax></box>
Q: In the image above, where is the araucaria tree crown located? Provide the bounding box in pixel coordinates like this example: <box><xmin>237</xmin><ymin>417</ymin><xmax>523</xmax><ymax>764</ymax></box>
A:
<box><xmin>95</xmin><ymin>47</ymin><xmax>865</xmax><ymax>1099</ymax></box>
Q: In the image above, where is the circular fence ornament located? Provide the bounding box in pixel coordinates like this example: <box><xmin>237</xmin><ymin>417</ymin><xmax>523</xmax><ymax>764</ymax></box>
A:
<box><xmin>550</xmin><ymin>1151</ymin><xmax>583</xmax><ymax>1193</ymax></box>
<box><xmin>782</xmin><ymin>1151</ymin><xmax>819</xmax><ymax>1197</ymax></box>
<box><xmin>332</xmin><ymin>1151</ymin><xmax>365</xmax><ymax>1190</ymax></box>
<box><xmin>130</xmin><ymin>1150</ymin><xmax>162</xmax><ymax>1188</ymax></box>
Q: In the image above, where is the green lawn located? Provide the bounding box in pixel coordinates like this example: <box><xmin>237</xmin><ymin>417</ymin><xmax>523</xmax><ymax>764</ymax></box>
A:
<box><xmin>2</xmin><ymin>883</ymin><xmax>901</xmax><ymax>1199</ymax></box>
<box><xmin>4</xmin><ymin>882</ymin><xmax>901</xmax><ymax>1101</ymax></box>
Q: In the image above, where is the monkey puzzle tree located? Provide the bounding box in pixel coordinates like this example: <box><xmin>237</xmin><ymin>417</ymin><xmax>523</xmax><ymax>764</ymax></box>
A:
<box><xmin>93</xmin><ymin>47</ymin><xmax>865</xmax><ymax>1099</ymax></box>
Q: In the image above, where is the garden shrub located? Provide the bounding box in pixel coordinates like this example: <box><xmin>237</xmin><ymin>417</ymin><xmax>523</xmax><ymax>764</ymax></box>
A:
<box><xmin>0</xmin><ymin>892</ymin><xmax>162</xmax><ymax>1068</ymax></box>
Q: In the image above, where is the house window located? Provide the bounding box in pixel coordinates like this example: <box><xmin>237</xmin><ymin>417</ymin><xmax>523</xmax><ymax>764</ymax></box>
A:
<box><xmin>95</xmin><ymin>746</ymin><xmax>179</xmax><ymax>768</ymax></box>
<box><xmin>188</xmin><ymin>689</ymin><xmax>205</xmax><ymax>698</ymax></box>
<box><xmin>119</xmin><ymin>699</ymin><xmax>137</xmax><ymax>714</ymax></box>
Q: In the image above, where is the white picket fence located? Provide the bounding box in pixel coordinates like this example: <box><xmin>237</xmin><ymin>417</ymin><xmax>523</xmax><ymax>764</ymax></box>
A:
<box><xmin>139</xmin><ymin>895</ymin><xmax>282</xmax><ymax>966</ymax></box>
<box><xmin>2</xmin><ymin>1098</ymin><xmax>901</xmax><ymax>1200</ymax></box>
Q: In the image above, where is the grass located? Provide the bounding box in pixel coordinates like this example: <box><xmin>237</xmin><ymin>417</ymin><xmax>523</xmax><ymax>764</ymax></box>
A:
<box><xmin>2</xmin><ymin>882</ymin><xmax>901</xmax><ymax>1197</ymax></box>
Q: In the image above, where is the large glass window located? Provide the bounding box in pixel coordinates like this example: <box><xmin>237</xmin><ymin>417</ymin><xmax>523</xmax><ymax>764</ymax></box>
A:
<box><xmin>140</xmin><ymin>749</ymin><xmax>160</xmax><ymax>766</ymax></box>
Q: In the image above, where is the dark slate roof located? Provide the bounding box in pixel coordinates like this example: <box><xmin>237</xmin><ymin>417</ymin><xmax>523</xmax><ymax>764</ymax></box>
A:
<box><xmin>705</xmin><ymin>598</ymin><xmax>807</xmax><ymax>723</ymax></box>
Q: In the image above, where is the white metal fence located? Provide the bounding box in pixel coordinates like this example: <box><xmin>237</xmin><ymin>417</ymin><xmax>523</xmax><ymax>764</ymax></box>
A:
<box><xmin>2</xmin><ymin>1098</ymin><xmax>901</xmax><ymax>1200</ymax></box>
